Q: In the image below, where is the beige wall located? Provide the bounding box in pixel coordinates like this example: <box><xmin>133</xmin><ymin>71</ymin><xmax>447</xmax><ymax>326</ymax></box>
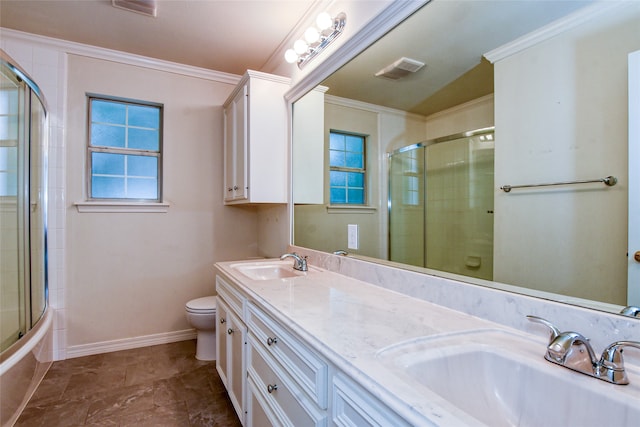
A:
<box><xmin>295</xmin><ymin>99</ymin><xmax>382</xmax><ymax>257</ymax></box>
<box><xmin>493</xmin><ymin>5</ymin><xmax>640</xmax><ymax>304</ymax></box>
<box><xmin>65</xmin><ymin>55</ymin><xmax>259</xmax><ymax>348</ymax></box>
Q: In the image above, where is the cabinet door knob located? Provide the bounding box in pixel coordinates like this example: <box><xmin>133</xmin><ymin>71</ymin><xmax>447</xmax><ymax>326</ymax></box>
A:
<box><xmin>233</xmin><ymin>185</ymin><xmax>239</xmax><ymax>191</ymax></box>
<box><xmin>227</xmin><ymin>328</ymin><xmax>233</xmax><ymax>335</ymax></box>
<box><xmin>267</xmin><ymin>384</ymin><xmax>278</xmax><ymax>394</ymax></box>
<box><xmin>227</xmin><ymin>187</ymin><xmax>233</xmax><ymax>192</ymax></box>
<box><xmin>266</xmin><ymin>337</ymin><xmax>278</xmax><ymax>346</ymax></box>
<box><xmin>220</xmin><ymin>318</ymin><xmax>226</xmax><ymax>324</ymax></box>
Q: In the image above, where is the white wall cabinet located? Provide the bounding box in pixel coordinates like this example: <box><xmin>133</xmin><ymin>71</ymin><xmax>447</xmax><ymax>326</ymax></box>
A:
<box><xmin>223</xmin><ymin>70</ymin><xmax>291</xmax><ymax>204</ymax></box>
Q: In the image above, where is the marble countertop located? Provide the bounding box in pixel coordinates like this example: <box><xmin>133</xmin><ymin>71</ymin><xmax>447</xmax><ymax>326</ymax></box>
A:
<box><xmin>215</xmin><ymin>259</ymin><xmax>640</xmax><ymax>426</ymax></box>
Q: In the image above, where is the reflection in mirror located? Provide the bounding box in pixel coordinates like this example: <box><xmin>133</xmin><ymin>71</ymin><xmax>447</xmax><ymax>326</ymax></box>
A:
<box><xmin>292</xmin><ymin>0</ymin><xmax>640</xmax><ymax>316</ymax></box>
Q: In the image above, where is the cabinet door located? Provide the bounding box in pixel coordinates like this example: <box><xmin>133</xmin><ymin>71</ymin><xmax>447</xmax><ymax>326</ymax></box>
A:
<box><xmin>228</xmin><ymin>309</ymin><xmax>246</xmax><ymax>421</ymax></box>
<box><xmin>234</xmin><ymin>85</ymin><xmax>248</xmax><ymax>200</ymax></box>
<box><xmin>223</xmin><ymin>104</ymin><xmax>235</xmax><ymax>201</ymax></box>
<box><xmin>216</xmin><ymin>298</ymin><xmax>230</xmax><ymax>386</ymax></box>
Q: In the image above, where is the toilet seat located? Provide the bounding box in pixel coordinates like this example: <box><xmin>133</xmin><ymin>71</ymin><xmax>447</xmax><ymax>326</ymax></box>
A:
<box><xmin>186</xmin><ymin>296</ymin><xmax>217</xmax><ymax>314</ymax></box>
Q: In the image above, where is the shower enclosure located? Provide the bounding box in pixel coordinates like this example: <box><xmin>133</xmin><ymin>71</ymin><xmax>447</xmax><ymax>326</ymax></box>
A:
<box><xmin>388</xmin><ymin>127</ymin><xmax>494</xmax><ymax>281</ymax></box>
<box><xmin>0</xmin><ymin>52</ymin><xmax>48</xmax><ymax>354</ymax></box>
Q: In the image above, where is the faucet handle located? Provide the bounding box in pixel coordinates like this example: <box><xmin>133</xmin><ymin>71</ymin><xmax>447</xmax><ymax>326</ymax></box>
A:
<box><xmin>526</xmin><ymin>315</ymin><xmax>561</xmax><ymax>344</ymax></box>
<box><xmin>620</xmin><ymin>306</ymin><xmax>640</xmax><ymax>317</ymax></box>
<box><xmin>598</xmin><ymin>341</ymin><xmax>640</xmax><ymax>385</ymax></box>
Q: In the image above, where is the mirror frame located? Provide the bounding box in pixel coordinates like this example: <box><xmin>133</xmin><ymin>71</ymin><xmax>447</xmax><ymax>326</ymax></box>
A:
<box><xmin>285</xmin><ymin>0</ymin><xmax>638</xmax><ymax>321</ymax></box>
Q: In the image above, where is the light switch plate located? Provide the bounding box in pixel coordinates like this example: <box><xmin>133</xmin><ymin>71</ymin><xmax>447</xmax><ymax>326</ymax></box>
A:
<box><xmin>348</xmin><ymin>224</ymin><xmax>359</xmax><ymax>250</ymax></box>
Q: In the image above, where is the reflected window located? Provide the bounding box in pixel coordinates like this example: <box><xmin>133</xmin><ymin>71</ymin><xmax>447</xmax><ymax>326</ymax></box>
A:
<box><xmin>329</xmin><ymin>130</ymin><xmax>366</xmax><ymax>204</ymax></box>
<box><xmin>88</xmin><ymin>95</ymin><xmax>162</xmax><ymax>201</ymax></box>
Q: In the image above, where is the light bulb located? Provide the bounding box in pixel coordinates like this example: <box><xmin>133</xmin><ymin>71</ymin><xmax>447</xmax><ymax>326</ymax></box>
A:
<box><xmin>284</xmin><ymin>49</ymin><xmax>298</xmax><ymax>64</ymax></box>
<box><xmin>304</xmin><ymin>27</ymin><xmax>320</xmax><ymax>44</ymax></box>
<box><xmin>316</xmin><ymin>12</ymin><xmax>333</xmax><ymax>30</ymax></box>
<box><xmin>293</xmin><ymin>39</ymin><xmax>308</xmax><ymax>55</ymax></box>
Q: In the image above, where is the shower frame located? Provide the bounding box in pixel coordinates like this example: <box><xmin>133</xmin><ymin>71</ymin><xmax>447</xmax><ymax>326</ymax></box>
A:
<box><xmin>387</xmin><ymin>126</ymin><xmax>495</xmax><ymax>275</ymax></box>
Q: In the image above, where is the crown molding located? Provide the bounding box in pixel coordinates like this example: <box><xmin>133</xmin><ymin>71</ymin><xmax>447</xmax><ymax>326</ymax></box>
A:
<box><xmin>484</xmin><ymin>1</ymin><xmax>625</xmax><ymax>64</ymax></box>
<box><xmin>0</xmin><ymin>27</ymin><xmax>241</xmax><ymax>85</ymax></box>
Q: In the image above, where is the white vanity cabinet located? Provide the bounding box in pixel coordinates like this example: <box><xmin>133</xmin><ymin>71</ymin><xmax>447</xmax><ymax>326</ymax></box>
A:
<box><xmin>216</xmin><ymin>276</ymin><xmax>247</xmax><ymax>424</ymax></box>
<box><xmin>223</xmin><ymin>70</ymin><xmax>291</xmax><ymax>204</ymax></box>
<box><xmin>215</xmin><ymin>269</ymin><xmax>411</xmax><ymax>427</ymax></box>
<box><xmin>245</xmin><ymin>301</ymin><xmax>329</xmax><ymax>426</ymax></box>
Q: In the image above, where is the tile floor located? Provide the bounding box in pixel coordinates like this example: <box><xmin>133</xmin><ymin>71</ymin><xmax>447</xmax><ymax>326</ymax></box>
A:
<box><xmin>15</xmin><ymin>340</ymin><xmax>242</xmax><ymax>426</ymax></box>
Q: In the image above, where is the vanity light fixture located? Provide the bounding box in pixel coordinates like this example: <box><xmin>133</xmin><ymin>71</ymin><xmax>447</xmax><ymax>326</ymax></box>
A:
<box><xmin>284</xmin><ymin>12</ymin><xmax>346</xmax><ymax>69</ymax></box>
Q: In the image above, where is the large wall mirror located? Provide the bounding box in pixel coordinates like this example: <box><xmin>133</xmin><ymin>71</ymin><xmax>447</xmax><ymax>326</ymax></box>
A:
<box><xmin>291</xmin><ymin>0</ymin><xmax>640</xmax><ymax>317</ymax></box>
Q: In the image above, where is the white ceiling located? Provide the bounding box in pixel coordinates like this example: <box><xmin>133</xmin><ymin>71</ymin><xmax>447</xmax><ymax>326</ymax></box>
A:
<box><xmin>0</xmin><ymin>0</ymin><xmax>318</xmax><ymax>75</ymax></box>
<box><xmin>321</xmin><ymin>0</ymin><xmax>593</xmax><ymax>116</ymax></box>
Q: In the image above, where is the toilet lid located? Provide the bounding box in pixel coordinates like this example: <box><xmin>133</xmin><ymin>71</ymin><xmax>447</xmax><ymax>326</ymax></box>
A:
<box><xmin>185</xmin><ymin>296</ymin><xmax>217</xmax><ymax>312</ymax></box>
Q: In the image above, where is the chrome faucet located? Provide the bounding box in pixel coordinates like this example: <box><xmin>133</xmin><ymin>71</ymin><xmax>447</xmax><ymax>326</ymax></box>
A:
<box><xmin>620</xmin><ymin>306</ymin><xmax>640</xmax><ymax>317</ymax></box>
<box><xmin>280</xmin><ymin>252</ymin><xmax>308</xmax><ymax>272</ymax></box>
<box><xmin>527</xmin><ymin>315</ymin><xmax>640</xmax><ymax>385</ymax></box>
<box><xmin>333</xmin><ymin>250</ymin><xmax>348</xmax><ymax>256</ymax></box>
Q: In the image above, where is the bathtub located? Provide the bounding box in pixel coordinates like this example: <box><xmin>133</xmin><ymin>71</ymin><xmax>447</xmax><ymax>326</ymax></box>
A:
<box><xmin>0</xmin><ymin>308</ymin><xmax>53</xmax><ymax>427</ymax></box>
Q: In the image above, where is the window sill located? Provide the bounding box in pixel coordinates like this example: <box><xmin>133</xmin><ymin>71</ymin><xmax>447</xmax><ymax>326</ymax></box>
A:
<box><xmin>326</xmin><ymin>205</ymin><xmax>377</xmax><ymax>214</ymax></box>
<box><xmin>74</xmin><ymin>201</ymin><xmax>170</xmax><ymax>213</ymax></box>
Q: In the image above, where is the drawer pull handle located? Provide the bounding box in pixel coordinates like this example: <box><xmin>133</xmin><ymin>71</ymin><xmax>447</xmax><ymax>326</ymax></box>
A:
<box><xmin>220</xmin><ymin>318</ymin><xmax>226</xmax><ymax>324</ymax></box>
<box><xmin>267</xmin><ymin>337</ymin><xmax>278</xmax><ymax>346</ymax></box>
<box><xmin>267</xmin><ymin>384</ymin><xmax>278</xmax><ymax>394</ymax></box>
<box><xmin>227</xmin><ymin>328</ymin><xmax>233</xmax><ymax>335</ymax></box>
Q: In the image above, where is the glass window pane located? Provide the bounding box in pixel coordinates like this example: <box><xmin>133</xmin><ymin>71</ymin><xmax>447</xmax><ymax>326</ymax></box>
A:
<box><xmin>128</xmin><ymin>128</ymin><xmax>159</xmax><ymax>150</ymax></box>
<box><xmin>91</xmin><ymin>124</ymin><xmax>125</xmax><ymax>148</ymax></box>
<box><xmin>346</xmin><ymin>135</ymin><xmax>363</xmax><ymax>152</ymax></box>
<box><xmin>329</xmin><ymin>150</ymin><xmax>345</xmax><ymax>167</ymax></box>
<box><xmin>92</xmin><ymin>100</ymin><xmax>126</xmax><ymax>124</ymax></box>
<box><xmin>92</xmin><ymin>152</ymin><xmax>125</xmax><ymax>175</ymax></box>
<box><xmin>345</xmin><ymin>152</ymin><xmax>363</xmax><ymax>169</ymax></box>
<box><xmin>128</xmin><ymin>155</ymin><xmax>157</xmax><ymax>177</ymax></box>
<box><xmin>347</xmin><ymin>172</ymin><xmax>364</xmax><ymax>187</ymax></box>
<box><xmin>128</xmin><ymin>105</ymin><xmax>159</xmax><ymax>128</ymax></box>
<box><xmin>330</xmin><ymin>171</ymin><xmax>346</xmax><ymax>187</ymax></box>
<box><xmin>127</xmin><ymin>177</ymin><xmax>157</xmax><ymax>199</ymax></box>
<box><xmin>347</xmin><ymin>189</ymin><xmax>364</xmax><ymax>204</ymax></box>
<box><xmin>329</xmin><ymin>133</ymin><xmax>345</xmax><ymax>150</ymax></box>
<box><xmin>92</xmin><ymin>176</ymin><xmax>125</xmax><ymax>198</ymax></box>
<box><xmin>330</xmin><ymin>188</ymin><xmax>346</xmax><ymax>204</ymax></box>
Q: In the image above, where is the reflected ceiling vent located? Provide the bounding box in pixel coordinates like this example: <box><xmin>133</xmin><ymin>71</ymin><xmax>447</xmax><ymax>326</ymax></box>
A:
<box><xmin>375</xmin><ymin>57</ymin><xmax>425</xmax><ymax>80</ymax></box>
<box><xmin>112</xmin><ymin>0</ymin><xmax>157</xmax><ymax>17</ymax></box>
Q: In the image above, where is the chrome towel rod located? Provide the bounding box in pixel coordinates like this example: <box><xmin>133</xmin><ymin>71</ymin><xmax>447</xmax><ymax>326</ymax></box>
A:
<box><xmin>500</xmin><ymin>176</ymin><xmax>617</xmax><ymax>193</ymax></box>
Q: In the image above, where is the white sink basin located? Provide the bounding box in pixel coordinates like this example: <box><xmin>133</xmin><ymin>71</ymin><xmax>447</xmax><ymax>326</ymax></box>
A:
<box><xmin>377</xmin><ymin>330</ymin><xmax>640</xmax><ymax>427</ymax></box>
<box><xmin>230</xmin><ymin>260</ymin><xmax>319</xmax><ymax>281</ymax></box>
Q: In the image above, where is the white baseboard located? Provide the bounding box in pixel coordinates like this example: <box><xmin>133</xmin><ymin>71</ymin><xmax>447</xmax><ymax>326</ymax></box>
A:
<box><xmin>65</xmin><ymin>329</ymin><xmax>197</xmax><ymax>359</ymax></box>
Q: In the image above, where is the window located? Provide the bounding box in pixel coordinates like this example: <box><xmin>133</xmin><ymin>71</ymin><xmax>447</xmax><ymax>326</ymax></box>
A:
<box><xmin>88</xmin><ymin>95</ymin><xmax>162</xmax><ymax>201</ymax></box>
<box><xmin>329</xmin><ymin>130</ymin><xmax>366</xmax><ymax>204</ymax></box>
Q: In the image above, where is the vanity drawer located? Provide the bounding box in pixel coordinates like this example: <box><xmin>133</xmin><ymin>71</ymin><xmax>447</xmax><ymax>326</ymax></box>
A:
<box><xmin>247</xmin><ymin>333</ymin><xmax>327</xmax><ymax>427</ymax></box>
<box><xmin>332</xmin><ymin>373</ymin><xmax>411</xmax><ymax>427</ymax></box>
<box><xmin>216</xmin><ymin>275</ymin><xmax>245</xmax><ymax>317</ymax></box>
<box><xmin>247</xmin><ymin>302</ymin><xmax>328</xmax><ymax>409</ymax></box>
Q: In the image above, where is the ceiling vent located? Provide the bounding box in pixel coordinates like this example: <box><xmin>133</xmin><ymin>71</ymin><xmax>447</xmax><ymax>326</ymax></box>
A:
<box><xmin>112</xmin><ymin>0</ymin><xmax>157</xmax><ymax>17</ymax></box>
<box><xmin>375</xmin><ymin>57</ymin><xmax>425</xmax><ymax>80</ymax></box>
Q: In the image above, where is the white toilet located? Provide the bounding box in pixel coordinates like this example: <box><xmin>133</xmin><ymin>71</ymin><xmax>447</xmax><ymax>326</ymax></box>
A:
<box><xmin>185</xmin><ymin>296</ymin><xmax>217</xmax><ymax>361</ymax></box>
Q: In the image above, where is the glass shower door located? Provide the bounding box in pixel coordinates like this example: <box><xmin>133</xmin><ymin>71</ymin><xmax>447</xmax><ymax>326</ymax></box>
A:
<box><xmin>389</xmin><ymin>146</ymin><xmax>425</xmax><ymax>267</ymax></box>
<box><xmin>0</xmin><ymin>62</ymin><xmax>26</xmax><ymax>351</ymax></box>
<box><xmin>388</xmin><ymin>128</ymin><xmax>495</xmax><ymax>280</ymax></box>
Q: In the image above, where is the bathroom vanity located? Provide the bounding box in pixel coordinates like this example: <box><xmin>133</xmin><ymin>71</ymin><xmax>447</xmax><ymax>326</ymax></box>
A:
<box><xmin>214</xmin><ymin>258</ymin><xmax>640</xmax><ymax>426</ymax></box>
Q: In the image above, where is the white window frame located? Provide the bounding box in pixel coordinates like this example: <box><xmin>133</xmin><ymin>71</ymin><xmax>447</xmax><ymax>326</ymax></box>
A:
<box><xmin>86</xmin><ymin>94</ymin><xmax>163</xmax><ymax>203</ymax></box>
